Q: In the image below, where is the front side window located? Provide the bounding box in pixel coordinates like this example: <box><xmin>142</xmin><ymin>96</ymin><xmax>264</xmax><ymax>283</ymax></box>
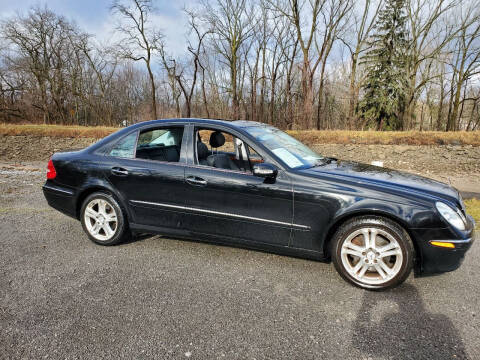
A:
<box><xmin>195</xmin><ymin>128</ymin><xmax>263</xmax><ymax>172</ymax></box>
<box><xmin>243</xmin><ymin>125</ymin><xmax>323</xmax><ymax>169</ymax></box>
<box><xmin>136</xmin><ymin>127</ymin><xmax>184</xmax><ymax>162</ymax></box>
<box><xmin>109</xmin><ymin>132</ymin><xmax>137</xmax><ymax>158</ymax></box>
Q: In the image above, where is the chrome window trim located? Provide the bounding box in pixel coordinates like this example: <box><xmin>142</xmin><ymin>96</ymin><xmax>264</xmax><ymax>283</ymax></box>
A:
<box><xmin>125</xmin><ymin>157</ymin><xmax>188</xmax><ymax>167</ymax></box>
<box><xmin>130</xmin><ymin>200</ymin><xmax>310</xmax><ymax>230</ymax></box>
<box><xmin>184</xmin><ymin>163</ymin><xmax>255</xmax><ymax>176</ymax></box>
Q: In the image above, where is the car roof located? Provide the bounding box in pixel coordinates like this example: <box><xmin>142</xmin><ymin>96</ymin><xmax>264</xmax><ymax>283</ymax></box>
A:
<box><xmin>87</xmin><ymin>118</ymin><xmax>270</xmax><ymax>153</ymax></box>
<box><xmin>129</xmin><ymin>118</ymin><xmax>268</xmax><ymax>130</ymax></box>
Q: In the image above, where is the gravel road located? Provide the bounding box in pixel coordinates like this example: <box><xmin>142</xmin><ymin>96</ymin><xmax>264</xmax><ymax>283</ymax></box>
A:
<box><xmin>0</xmin><ymin>169</ymin><xmax>478</xmax><ymax>359</ymax></box>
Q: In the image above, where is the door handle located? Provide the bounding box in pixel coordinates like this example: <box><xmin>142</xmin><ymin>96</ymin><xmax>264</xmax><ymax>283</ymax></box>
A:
<box><xmin>186</xmin><ymin>176</ymin><xmax>207</xmax><ymax>187</ymax></box>
<box><xmin>111</xmin><ymin>167</ymin><xmax>129</xmax><ymax>176</ymax></box>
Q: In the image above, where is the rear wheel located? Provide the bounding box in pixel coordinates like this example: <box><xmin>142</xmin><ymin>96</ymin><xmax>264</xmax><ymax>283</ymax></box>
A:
<box><xmin>331</xmin><ymin>216</ymin><xmax>414</xmax><ymax>290</ymax></box>
<box><xmin>80</xmin><ymin>192</ymin><xmax>131</xmax><ymax>245</ymax></box>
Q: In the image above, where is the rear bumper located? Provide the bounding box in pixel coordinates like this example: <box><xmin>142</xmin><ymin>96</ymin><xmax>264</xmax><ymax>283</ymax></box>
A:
<box><xmin>42</xmin><ymin>183</ymin><xmax>77</xmax><ymax>218</ymax></box>
<box><xmin>412</xmin><ymin>216</ymin><xmax>475</xmax><ymax>274</ymax></box>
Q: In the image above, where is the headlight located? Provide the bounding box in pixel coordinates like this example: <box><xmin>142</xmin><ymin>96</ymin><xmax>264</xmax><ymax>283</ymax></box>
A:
<box><xmin>435</xmin><ymin>202</ymin><xmax>465</xmax><ymax>230</ymax></box>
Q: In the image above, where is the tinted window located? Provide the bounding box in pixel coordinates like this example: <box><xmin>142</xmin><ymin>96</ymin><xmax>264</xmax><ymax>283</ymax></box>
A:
<box><xmin>197</xmin><ymin>129</ymin><xmax>235</xmax><ymax>152</ymax></box>
<box><xmin>243</xmin><ymin>125</ymin><xmax>323</xmax><ymax>169</ymax></box>
<box><xmin>136</xmin><ymin>127</ymin><xmax>184</xmax><ymax>162</ymax></box>
<box><xmin>196</xmin><ymin>128</ymin><xmax>262</xmax><ymax>172</ymax></box>
<box><xmin>109</xmin><ymin>132</ymin><xmax>137</xmax><ymax>158</ymax></box>
<box><xmin>247</xmin><ymin>145</ymin><xmax>264</xmax><ymax>165</ymax></box>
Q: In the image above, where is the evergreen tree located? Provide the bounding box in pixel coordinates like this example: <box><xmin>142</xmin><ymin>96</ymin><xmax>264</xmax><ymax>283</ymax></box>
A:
<box><xmin>357</xmin><ymin>0</ymin><xmax>409</xmax><ymax>130</ymax></box>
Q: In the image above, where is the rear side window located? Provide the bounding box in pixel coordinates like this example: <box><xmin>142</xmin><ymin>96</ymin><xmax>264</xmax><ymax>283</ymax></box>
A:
<box><xmin>109</xmin><ymin>132</ymin><xmax>137</xmax><ymax>158</ymax></box>
<box><xmin>136</xmin><ymin>127</ymin><xmax>184</xmax><ymax>162</ymax></box>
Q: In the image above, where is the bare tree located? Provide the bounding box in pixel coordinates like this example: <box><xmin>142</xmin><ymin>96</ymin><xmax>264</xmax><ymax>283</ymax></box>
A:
<box><xmin>445</xmin><ymin>5</ymin><xmax>480</xmax><ymax>130</ymax></box>
<box><xmin>341</xmin><ymin>0</ymin><xmax>383</xmax><ymax>127</ymax></box>
<box><xmin>1</xmin><ymin>0</ymin><xmax>480</xmax><ymax>131</ymax></box>
<box><xmin>201</xmin><ymin>0</ymin><xmax>256</xmax><ymax>120</ymax></box>
<box><xmin>173</xmin><ymin>9</ymin><xmax>212</xmax><ymax>118</ymax></box>
<box><xmin>267</xmin><ymin>0</ymin><xmax>325</xmax><ymax>127</ymax></box>
<box><xmin>402</xmin><ymin>0</ymin><xmax>458</xmax><ymax>129</ymax></box>
<box><xmin>111</xmin><ymin>0</ymin><xmax>162</xmax><ymax>119</ymax></box>
<box><xmin>314</xmin><ymin>0</ymin><xmax>353</xmax><ymax>129</ymax></box>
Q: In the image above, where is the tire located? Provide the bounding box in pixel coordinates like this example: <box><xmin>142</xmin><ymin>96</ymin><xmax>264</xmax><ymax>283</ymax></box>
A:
<box><xmin>80</xmin><ymin>191</ymin><xmax>131</xmax><ymax>245</ymax></box>
<box><xmin>331</xmin><ymin>216</ymin><xmax>414</xmax><ymax>290</ymax></box>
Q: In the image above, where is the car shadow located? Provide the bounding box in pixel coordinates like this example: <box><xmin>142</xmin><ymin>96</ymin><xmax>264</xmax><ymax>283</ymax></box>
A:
<box><xmin>352</xmin><ymin>283</ymin><xmax>468</xmax><ymax>359</ymax></box>
<box><xmin>121</xmin><ymin>233</ymin><xmax>159</xmax><ymax>245</ymax></box>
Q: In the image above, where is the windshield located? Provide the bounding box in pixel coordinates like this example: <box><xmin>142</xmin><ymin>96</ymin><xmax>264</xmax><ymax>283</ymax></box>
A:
<box><xmin>244</xmin><ymin>126</ymin><xmax>323</xmax><ymax>169</ymax></box>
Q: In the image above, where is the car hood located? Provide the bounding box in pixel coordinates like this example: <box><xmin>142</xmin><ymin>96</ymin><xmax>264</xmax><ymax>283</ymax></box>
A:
<box><xmin>299</xmin><ymin>160</ymin><xmax>460</xmax><ymax>204</ymax></box>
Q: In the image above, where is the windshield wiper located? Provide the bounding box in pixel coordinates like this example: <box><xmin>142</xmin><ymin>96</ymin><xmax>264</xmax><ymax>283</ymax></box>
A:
<box><xmin>311</xmin><ymin>157</ymin><xmax>336</xmax><ymax>168</ymax></box>
<box><xmin>310</xmin><ymin>158</ymin><xmax>328</xmax><ymax>167</ymax></box>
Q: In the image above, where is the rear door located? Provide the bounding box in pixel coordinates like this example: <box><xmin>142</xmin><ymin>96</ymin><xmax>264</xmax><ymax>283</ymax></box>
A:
<box><xmin>103</xmin><ymin>124</ymin><xmax>188</xmax><ymax>230</ymax></box>
<box><xmin>182</xmin><ymin>125</ymin><xmax>294</xmax><ymax>246</ymax></box>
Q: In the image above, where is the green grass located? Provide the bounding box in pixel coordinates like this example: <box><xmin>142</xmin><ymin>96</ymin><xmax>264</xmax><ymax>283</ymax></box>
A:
<box><xmin>465</xmin><ymin>199</ymin><xmax>480</xmax><ymax>229</ymax></box>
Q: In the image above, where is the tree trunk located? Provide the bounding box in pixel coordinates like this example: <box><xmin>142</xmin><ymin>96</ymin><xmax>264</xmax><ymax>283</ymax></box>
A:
<box><xmin>301</xmin><ymin>58</ymin><xmax>314</xmax><ymax>129</ymax></box>
<box><xmin>316</xmin><ymin>59</ymin><xmax>328</xmax><ymax>130</ymax></box>
<box><xmin>250</xmin><ymin>48</ymin><xmax>260</xmax><ymax>122</ymax></box>
<box><xmin>231</xmin><ymin>53</ymin><xmax>239</xmax><ymax>120</ymax></box>
<box><xmin>201</xmin><ymin>68</ymin><xmax>210</xmax><ymax>118</ymax></box>
<box><xmin>259</xmin><ymin>44</ymin><xmax>266</xmax><ymax>123</ymax></box>
<box><xmin>446</xmin><ymin>68</ymin><xmax>457</xmax><ymax>131</ymax></box>
<box><xmin>269</xmin><ymin>72</ymin><xmax>277</xmax><ymax>125</ymax></box>
<box><xmin>348</xmin><ymin>53</ymin><xmax>358</xmax><ymax>127</ymax></box>
<box><xmin>437</xmin><ymin>69</ymin><xmax>445</xmax><ymax>130</ymax></box>
<box><xmin>450</xmin><ymin>76</ymin><xmax>464</xmax><ymax>131</ymax></box>
<box><xmin>146</xmin><ymin>61</ymin><xmax>157</xmax><ymax>120</ymax></box>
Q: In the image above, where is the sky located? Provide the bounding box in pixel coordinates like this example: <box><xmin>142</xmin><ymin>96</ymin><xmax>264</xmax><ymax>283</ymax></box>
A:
<box><xmin>0</xmin><ymin>0</ymin><xmax>197</xmax><ymax>56</ymax></box>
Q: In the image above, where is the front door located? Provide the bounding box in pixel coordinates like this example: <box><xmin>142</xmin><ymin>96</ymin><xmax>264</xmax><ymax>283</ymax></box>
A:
<box><xmin>182</xmin><ymin>126</ymin><xmax>293</xmax><ymax>246</ymax></box>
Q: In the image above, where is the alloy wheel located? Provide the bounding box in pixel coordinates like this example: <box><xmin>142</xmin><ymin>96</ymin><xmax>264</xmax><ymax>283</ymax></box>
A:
<box><xmin>83</xmin><ymin>198</ymin><xmax>118</xmax><ymax>242</ymax></box>
<box><xmin>340</xmin><ymin>227</ymin><xmax>403</xmax><ymax>285</ymax></box>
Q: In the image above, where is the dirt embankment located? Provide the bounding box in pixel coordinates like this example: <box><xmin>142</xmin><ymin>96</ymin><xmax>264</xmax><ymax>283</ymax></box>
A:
<box><xmin>1</xmin><ymin>134</ymin><xmax>479</xmax><ymax>175</ymax></box>
<box><xmin>312</xmin><ymin>144</ymin><xmax>480</xmax><ymax>175</ymax></box>
<box><xmin>0</xmin><ymin>135</ymin><xmax>95</xmax><ymax>162</ymax></box>
<box><xmin>0</xmin><ymin>134</ymin><xmax>479</xmax><ymax>197</ymax></box>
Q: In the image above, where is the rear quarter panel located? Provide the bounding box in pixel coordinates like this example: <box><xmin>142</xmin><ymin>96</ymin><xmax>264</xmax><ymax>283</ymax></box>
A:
<box><xmin>49</xmin><ymin>151</ymin><xmax>132</xmax><ymax>220</ymax></box>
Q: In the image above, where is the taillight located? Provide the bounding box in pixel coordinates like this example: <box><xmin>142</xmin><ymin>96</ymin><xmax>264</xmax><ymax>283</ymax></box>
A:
<box><xmin>47</xmin><ymin>159</ymin><xmax>57</xmax><ymax>180</ymax></box>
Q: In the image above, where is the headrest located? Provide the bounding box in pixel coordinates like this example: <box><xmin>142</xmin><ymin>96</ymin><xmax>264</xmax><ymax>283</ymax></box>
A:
<box><xmin>197</xmin><ymin>142</ymin><xmax>208</xmax><ymax>159</ymax></box>
<box><xmin>209</xmin><ymin>131</ymin><xmax>225</xmax><ymax>148</ymax></box>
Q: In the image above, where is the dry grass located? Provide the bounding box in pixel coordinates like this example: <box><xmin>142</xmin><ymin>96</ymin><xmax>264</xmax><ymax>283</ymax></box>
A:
<box><xmin>465</xmin><ymin>199</ymin><xmax>480</xmax><ymax>229</ymax></box>
<box><xmin>289</xmin><ymin>129</ymin><xmax>480</xmax><ymax>146</ymax></box>
<box><xmin>0</xmin><ymin>123</ymin><xmax>118</xmax><ymax>139</ymax></box>
<box><xmin>1</xmin><ymin>123</ymin><xmax>479</xmax><ymax>146</ymax></box>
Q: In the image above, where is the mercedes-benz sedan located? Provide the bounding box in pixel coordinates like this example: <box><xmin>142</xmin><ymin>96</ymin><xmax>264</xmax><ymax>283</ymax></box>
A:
<box><xmin>43</xmin><ymin>119</ymin><xmax>475</xmax><ymax>290</ymax></box>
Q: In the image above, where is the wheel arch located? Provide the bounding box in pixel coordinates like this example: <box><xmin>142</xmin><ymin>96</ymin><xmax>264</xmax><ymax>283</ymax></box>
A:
<box><xmin>322</xmin><ymin>209</ymin><xmax>421</xmax><ymax>266</ymax></box>
<box><xmin>75</xmin><ymin>184</ymin><xmax>131</xmax><ymax>222</ymax></box>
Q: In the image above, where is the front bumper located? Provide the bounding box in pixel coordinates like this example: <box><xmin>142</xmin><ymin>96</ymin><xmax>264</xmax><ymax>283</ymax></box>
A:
<box><xmin>412</xmin><ymin>215</ymin><xmax>475</xmax><ymax>274</ymax></box>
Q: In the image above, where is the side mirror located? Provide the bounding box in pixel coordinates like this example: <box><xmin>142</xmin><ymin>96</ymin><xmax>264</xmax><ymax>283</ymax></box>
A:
<box><xmin>253</xmin><ymin>162</ymin><xmax>278</xmax><ymax>179</ymax></box>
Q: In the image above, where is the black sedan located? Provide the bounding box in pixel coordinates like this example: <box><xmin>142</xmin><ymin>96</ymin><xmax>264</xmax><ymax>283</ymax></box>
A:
<box><xmin>43</xmin><ymin>119</ymin><xmax>475</xmax><ymax>290</ymax></box>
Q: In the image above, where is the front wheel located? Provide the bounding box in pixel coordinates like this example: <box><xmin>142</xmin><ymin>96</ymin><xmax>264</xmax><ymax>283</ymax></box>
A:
<box><xmin>80</xmin><ymin>192</ymin><xmax>131</xmax><ymax>245</ymax></box>
<box><xmin>331</xmin><ymin>216</ymin><xmax>414</xmax><ymax>290</ymax></box>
